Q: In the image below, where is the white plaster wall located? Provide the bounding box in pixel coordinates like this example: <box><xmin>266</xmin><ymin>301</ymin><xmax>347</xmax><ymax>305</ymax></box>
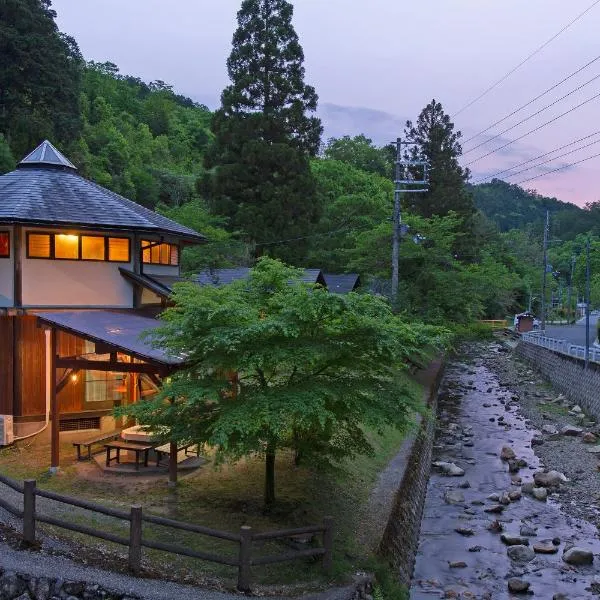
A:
<box><xmin>0</xmin><ymin>225</ymin><xmax>14</xmax><ymax>307</ymax></box>
<box><xmin>21</xmin><ymin>228</ymin><xmax>135</xmax><ymax>308</ymax></box>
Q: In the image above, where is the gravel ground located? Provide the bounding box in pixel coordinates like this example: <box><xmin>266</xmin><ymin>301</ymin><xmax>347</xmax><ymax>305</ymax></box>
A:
<box><xmin>485</xmin><ymin>340</ymin><xmax>600</xmax><ymax>529</ymax></box>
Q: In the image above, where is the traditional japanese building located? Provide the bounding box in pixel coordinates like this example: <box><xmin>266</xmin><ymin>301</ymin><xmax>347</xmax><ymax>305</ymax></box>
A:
<box><xmin>0</xmin><ymin>141</ymin><xmax>205</xmax><ymax>454</ymax></box>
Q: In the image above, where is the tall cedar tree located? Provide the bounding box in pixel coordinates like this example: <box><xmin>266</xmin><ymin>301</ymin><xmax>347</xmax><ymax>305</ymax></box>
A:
<box><xmin>0</xmin><ymin>0</ymin><xmax>83</xmax><ymax>156</ymax></box>
<box><xmin>205</xmin><ymin>0</ymin><xmax>323</xmax><ymax>263</ymax></box>
<box><xmin>404</xmin><ymin>99</ymin><xmax>474</xmax><ymax>220</ymax></box>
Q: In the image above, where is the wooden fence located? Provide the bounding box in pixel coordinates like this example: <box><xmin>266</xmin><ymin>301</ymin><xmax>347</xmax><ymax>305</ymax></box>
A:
<box><xmin>0</xmin><ymin>473</ymin><xmax>333</xmax><ymax>591</ymax></box>
<box><xmin>478</xmin><ymin>319</ymin><xmax>508</xmax><ymax>330</ymax></box>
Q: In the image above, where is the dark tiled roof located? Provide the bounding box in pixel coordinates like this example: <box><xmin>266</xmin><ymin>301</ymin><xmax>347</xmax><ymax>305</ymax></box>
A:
<box><xmin>19</xmin><ymin>140</ymin><xmax>77</xmax><ymax>170</ymax></box>
<box><xmin>35</xmin><ymin>310</ymin><xmax>181</xmax><ymax>366</ymax></box>
<box><xmin>0</xmin><ymin>142</ymin><xmax>205</xmax><ymax>242</ymax></box>
<box><xmin>147</xmin><ymin>268</ymin><xmax>326</xmax><ymax>292</ymax></box>
<box><xmin>323</xmin><ymin>273</ymin><xmax>361</xmax><ymax>294</ymax></box>
<box><xmin>119</xmin><ymin>269</ymin><xmax>172</xmax><ymax>298</ymax></box>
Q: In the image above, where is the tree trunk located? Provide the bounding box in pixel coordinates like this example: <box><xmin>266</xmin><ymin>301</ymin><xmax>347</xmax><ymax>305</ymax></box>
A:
<box><xmin>264</xmin><ymin>440</ymin><xmax>276</xmax><ymax>507</ymax></box>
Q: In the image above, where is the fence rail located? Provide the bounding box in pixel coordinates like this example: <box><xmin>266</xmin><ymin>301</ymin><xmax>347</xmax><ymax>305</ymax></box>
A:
<box><xmin>0</xmin><ymin>475</ymin><xmax>333</xmax><ymax>591</ymax></box>
<box><xmin>479</xmin><ymin>319</ymin><xmax>508</xmax><ymax>330</ymax></box>
<box><xmin>521</xmin><ymin>332</ymin><xmax>600</xmax><ymax>363</ymax></box>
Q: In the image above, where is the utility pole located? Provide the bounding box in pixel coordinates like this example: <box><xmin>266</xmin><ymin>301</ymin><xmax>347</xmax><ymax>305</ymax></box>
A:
<box><xmin>585</xmin><ymin>236</ymin><xmax>591</xmax><ymax>369</ymax></box>
<box><xmin>391</xmin><ymin>138</ymin><xmax>429</xmax><ymax>308</ymax></box>
<box><xmin>567</xmin><ymin>254</ymin><xmax>576</xmax><ymax>323</ymax></box>
<box><xmin>541</xmin><ymin>210</ymin><xmax>549</xmax><ymax>331</ymax></box>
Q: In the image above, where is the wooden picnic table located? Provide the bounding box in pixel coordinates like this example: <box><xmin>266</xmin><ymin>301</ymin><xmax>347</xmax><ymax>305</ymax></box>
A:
<box><xmin>73</xmin><ymin>430</ymin><xmax>121</xmax><ymax>461</ymax></box>
<box><xmin>104</xmin><ymin>441</ymin><xmax>154</xmax><ymax>470</ymax></box>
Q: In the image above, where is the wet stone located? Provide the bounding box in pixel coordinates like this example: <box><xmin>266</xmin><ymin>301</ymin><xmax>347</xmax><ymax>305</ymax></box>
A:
<box><xmin>534</xmin><ymin>470</ymin><xmax>568</xmax><ymax>488</ymax></box>
<box><xmin>449</xmin><ymin>561</ymin><xmax>467</xmax><ymax>568</ymax></box>
<box><xmin>501</xmin><ymin>534</ymin><xmax>530</xmax><ymax>546</ymax></box>
<box><xmin>455</xmin><ymin>527</ymin><xmax>474</xmax><ymax>536</ymax></box>
<box><xmin>433</xmin><ymin>461</ymin><xmax>465</xmax><ymax>476</ymax></box>
<box><xmin>561</xmin><ymin>425</ymin><xmax>583</xmax><ymax>436</ymax></box>
<box><xmin>508</xmin><ymin>489</ymin><xmax>522</xmax><ymax>501</ymax></box>
<box><xmin>507</xmin><ymin>545</ymin><xmax>536</xmax><ymax>563</ymax></box>
<box><xmin>533</xmin><ymin>540</ymin><xmax>559</xmax><ymax>554</ymax></box>
<box><xmin>484</xmin><ymin>504</ymin><xmax>505</xmax><ymax>514</ymax></box>
<box><xmin>507</xmin><ymin>578</ymin><xmax>530</xmax><ymax>593</ymax></box>
<box><xmin>583</xmin><ymin>432</ymin><xmax>597</xmax><ymax>443</ymax></box>
<box><xmin>562</xmin><ymin>547</ymin><xmax>594</xmax><ymax>565</ymax></box>
<box><xmin>532</xmin><ymin>487</ymin><xmax>548</xmax><ymax>501</ymax></box>
<box><xmin>445</xmin><ymin>490</ymin><xmax>465</xmax><ymax>504</ymax></box>
<box><xmin>520</xmin><ymin>524</ymin><xmax>537</xmax><ymax>537</ymax></box>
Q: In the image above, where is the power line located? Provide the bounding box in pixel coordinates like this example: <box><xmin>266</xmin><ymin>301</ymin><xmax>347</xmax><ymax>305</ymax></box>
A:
<box><xmin>513</xmin><ymin>150</ymin><xmax>600</xmax><ymax>186</ymax></box>
<box><xmin>462</xmin><ymin>70</ymin><xmax>600</xmax><ymax>154</ymax></box>
<box><xmin>472</xmin><ymin>130</ymin><xmax>600</xmax><ymax>183</ymax></box>
<box><xmin>464</xmin><ymin>89</ymin><xmax>600</xmax><ymax>167</ymax></box>
<box><xmin>462</xmin><ymin>54</ymin><xmax>600</xmax><ymax>146</ymax></box>
<box><xmin>451</xmin><ymin>0</ymin><xmax>600</xmax><ymax>118</ymax></box>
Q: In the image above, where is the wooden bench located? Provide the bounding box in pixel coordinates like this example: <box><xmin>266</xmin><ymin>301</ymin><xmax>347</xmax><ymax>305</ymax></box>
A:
<box><xmin>73</xmin><ymin>431</ymin><xmax>121</xmax><ymax>461</ymax></box>
<box><xmin>154</xmin><ymin>442</ymin><xmax>200</xmax><ymax>467</ymax></box>
<box><xmin>104</xmin><ymin>441</ymin><xmax>154</xmax><ymax>470</ymax></box>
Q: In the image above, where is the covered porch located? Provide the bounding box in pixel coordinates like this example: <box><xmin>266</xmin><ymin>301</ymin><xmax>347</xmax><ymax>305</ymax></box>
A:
<box><xmin>35</xmin><ymin>310</ymin><xmax>187</xmax><ymax>483</ymax></box>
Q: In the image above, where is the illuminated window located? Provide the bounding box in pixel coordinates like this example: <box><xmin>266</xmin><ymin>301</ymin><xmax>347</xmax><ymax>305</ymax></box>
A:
<box><xmin>81</xmin><ymin>236</ymin><xmax>105</xmax><ymax>261</ymax></box>
<box><xmin>55</xmin><ymin>234</ymin><xmax>79</xmax><ymax>259</ymax></box>
<box><xmin>28</xmin><ymin>234</ymin><xmax>51</xmax><ymax>258</ymax></box>
<box><xmin>142</xmin><ymin>240</ymin><xmax>179</xmax><ymax>266</ymax></box>
<box><xmin>0</xmin><ymin>232</ymin><xmax>9</xmax><ymax>258</ymax></box>
<box><xmin>108</xmin><ymin>238</ymin><xmax>130</xmax><ymax>262</ymax></box>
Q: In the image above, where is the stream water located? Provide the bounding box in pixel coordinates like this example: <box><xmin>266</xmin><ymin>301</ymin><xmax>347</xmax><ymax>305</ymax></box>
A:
<box><xmin>410</xmin><ymin>347</ymin><xmax>600</xmax><ymax>599</ymax></box>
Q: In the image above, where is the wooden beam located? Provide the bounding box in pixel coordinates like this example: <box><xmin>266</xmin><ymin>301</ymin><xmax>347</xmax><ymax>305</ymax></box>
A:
<box><xmin>50</xmin><ymin>328</ymin><xmax>59</xmax><ymax>472</ymax></box>
<box><xmin>55</xmin><ymin>358</ymin><xmax>169</xmax><ymax>376</ymax></box>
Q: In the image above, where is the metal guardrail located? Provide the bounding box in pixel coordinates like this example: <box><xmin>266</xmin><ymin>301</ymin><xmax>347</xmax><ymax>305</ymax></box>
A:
<box><xmin>521</xmin><ymin>332</ymin><xmax>600</xmax><ymax>363</ymax></box>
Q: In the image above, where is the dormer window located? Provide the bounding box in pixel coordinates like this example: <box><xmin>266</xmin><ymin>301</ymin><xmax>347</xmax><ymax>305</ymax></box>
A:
<box><xmin>0</xmin><ymin>232</ymin><xmax>9</xmax><ymax>257</ymax></box>
<box><xmin>27</xmin><ymin>232</ymin><xmax>131</xmax><ymax>262</ymax></box>
<box><xmin>142</xmin><ymin>240</ymin><xmax>179</xmax><ymax>266</ymax></box>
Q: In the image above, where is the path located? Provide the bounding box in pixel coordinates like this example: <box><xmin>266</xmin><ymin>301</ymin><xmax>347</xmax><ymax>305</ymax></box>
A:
<box><xmin>410</xmin><ymin>342</ymin><xmax>600</xmax><ymax>599</ymax></box>
<box><xmin>544</xmin><ymin>314</ymin><xmax>599</xmax><ymax>347</ymax></box>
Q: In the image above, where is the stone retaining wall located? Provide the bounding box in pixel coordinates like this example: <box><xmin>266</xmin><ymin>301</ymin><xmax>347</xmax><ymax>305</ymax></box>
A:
<box><xmin>377</xmin><ymin>359</ymin><xmax>445</xmax><ymax>587</ymax></box>
<box><xmin>0</xmin><ymin>569</ymin><xmax>139</xmax><ymax>600</ymax></box>
<box><xmin>516</xmin><ymin>341</ymin><xmax>600</xmax><ymax>419</ymax></box>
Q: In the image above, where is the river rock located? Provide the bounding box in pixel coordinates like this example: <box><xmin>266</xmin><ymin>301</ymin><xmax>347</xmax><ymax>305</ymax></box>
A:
<box><xmin>508</xmin><ymin>459</ymin><xmax>521</xmax><ymax>473</ymax></box>
<box><xmin>563</xmin><ymin>547</ymin><xmax>594</xmax><ymax>565</ymax></box>
<box><xmin>501</xmin><ymin>534</ymin><xmax>529</xmax><ymax>546</ymax></box>
<box><xmin>531</xmin><ymin>435</ymin><xmax>544</xmax><ymax>446</ymax></box>
<box><xmin>561</xmin><ymin>425</ymin><xmax>583</xmax><ymax>436</ymax></box>
<box><xmin>484</xmin><ymin>504</ymin><xmax>505</xmax><ymax>514</ymax></box>
<box><xmin>487</xmin><ymin>493</ymin><xmax>500</xmax><ymax>501</ymax></box>
<box><xmin>573</xmin><ymin>405</ymin><xmax>582</xmax><ymax>413</ymax></box>
<box><xmin>509</xmin><ymin>489</ymin><xmax>522</xmax><ymax>501</ymax></box>
<box><xmin>553</xmin><ymin>595</ymin><xmax>568</xmax><ymax>600</ymax></box>
<box><xmin>488</xmin><ymin>519</ymin><xmax>503</xmax><ymax>533</ymax></box>
<box><xmin>455</xmin><ymin>527</ymin><xmax>474</xmax><ymax>536</ymax></box>
<box><xmin>522</xmin><ymin>482</ymin><xmax>535</xmax><ymax>495</ymax></box>
<box><xmin>583</xmin><ymin>432</ymin><xmax>597</xmax><ymax>443</ymax></box>
<box><xmin>433</xmin><ymin>461</ymin><xmax>465</xmax><ymax>476</ymax></box>
<box><xmin>508</xmin><ymin>578</ymin><xmax>530</xmax><ymax>593</ymax></box>
<box><xmin>507</xmin><ymin>545</ymin><xmax>535</xmax><ymax>563</ymax></box>
<box><xmin>0</xmin><ymin>572</ymin><xmax>25</xmax><ymax>599</ymax></box>
<box><xmin>520</xmin><ymin>524</ymin><xmax>537</xmax><ymax>537</ymax></box>
<box><xmin>542</xmin><ymin>424</ymin><xmax>558</xmax><ymax>435</ymax></box>
<box><xmin>532</xmin><ymin>487</ymin><xmax>548</xmax><ymax>501</ymax></box>
<box><xmin>445</xmin><ymin>490</ymin><xmax>465</xmax><ymax>504</ymax></box>
<box><xmin>501</xmin><ymin>445</ymin><xmax>516</xmax><ymax>460</ymax></box>
<box><xmin>533</xmin><ymin>540</ymin><xmax>559</xmax><ymax>554</ymax></box>
<box><xmin>449</xmin><ymin>561</ymin><xmax>467</xmax><ymax>568</ymax></box>
<box><xmin>534</xmin><ymin>470</ymin><xmax>568</xmax><ymax>487</ymax></box>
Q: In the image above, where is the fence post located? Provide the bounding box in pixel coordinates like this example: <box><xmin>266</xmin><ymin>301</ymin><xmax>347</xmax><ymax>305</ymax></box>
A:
<box><xmin>322</xmin><ymin>516</ymin><xmax>334</xmax><ymax>573</ymax></box>
<box><xmin>129</xmin><ymin>505</ymin><xmax>143</xmax><ymax>574</ymax></box>
<box><xmin>237</xmin><ymin>525</ymin><xmax>252</xmax><ymax>592</ymax></box>
<box><xmin>23</xmin><ymin>479</ymin><xmax>36</xmax><ymax>544</ymax></box>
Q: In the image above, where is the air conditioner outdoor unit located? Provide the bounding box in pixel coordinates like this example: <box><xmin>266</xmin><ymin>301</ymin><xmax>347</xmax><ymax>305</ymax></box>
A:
<box><xmin>0</xmin><ymin>415</ymin><xmax>14</xmax><ymax>446</ymax></box>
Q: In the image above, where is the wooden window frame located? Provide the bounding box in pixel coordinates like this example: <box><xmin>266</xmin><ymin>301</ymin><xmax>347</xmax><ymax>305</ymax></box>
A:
<box><xmin>0</xmin><ymin>231</ymin><xmax>10</xmax><ymax>258</ymax></box>
<box><xmin>141</xmin><ymin>240</ymin><xmax>180</xmax><ymax>266</ymax></box>
<box><xmin>26</xmin><ymin>231</ymin><xmax>131</xmax><ymax>263</ymax></box>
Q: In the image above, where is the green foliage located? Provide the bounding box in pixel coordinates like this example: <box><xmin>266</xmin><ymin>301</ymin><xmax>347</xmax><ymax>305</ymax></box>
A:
<box><xmin>0</xmin><ymin>0</ymin><xmax>83</xmax><ymax>156</ymax></box>
<box><xmin>0</xmin><ymin>134</ymin><xmax>15</xmax><ymax>174</ymax></box>
<box><xmin>123</xmin><ymin>258</ymin><xmax>448</xmax><ymax>505</ymax></box>
<box><xmin>206</xmin><ymin>0</ymin><xmax>322</xmax><ymax>263</ymax></box>
<box><xmin>157</xmin><ymin>200</ymin><xmax>250</xmax><ymax>272</ymax></box>
<box><xmin>323</xmin><ymin>135</ymin><xmax>393</xmax><ymax>179</ymax></box>
<box><xmin>451</xmin><ymin>322</ymin><xmax>495</xmax><ymax>342</ymax></box>
<box><xmin>404</xmin><ymin>99</ymin><xmax>474</xmax><ymax>221</ymax></box>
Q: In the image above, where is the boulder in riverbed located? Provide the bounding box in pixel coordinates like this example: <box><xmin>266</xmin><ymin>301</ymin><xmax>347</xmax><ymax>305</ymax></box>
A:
<box><xmin>563</xmin><ymin>547</ymin><xmax>594</xmax><ymax>565</ymax></box>
<box><xmin>444</xmin><ymin>490</ymin><xmax>465</xmax><ymax>504</ymax></box>
<box><xmin>433</xmin><ymin>461</ymin><xmax>465</xmax><ymax>476</ymax></box>
<box><xmin>507</xmin><ymin>545</ymin><xmax>535</xmax><ymax>563</ymax></box>
<box><xmin>501</xmin><ymin>534</ymin><xmax>529</xmax><ymax>546</ymax></box>
<box><xmin>583</xmin><ymin>432</ymin><xmax>597</xmax><ymax>443</ymax></box>
<box><xmin>532</xmin><ymin>487</ymin><xmax>548</xmax><ymax>501</ymax></box>
<box><xmin>534</xmin><ymin>470</ymin><xmax>568</xmax><ymax>487</ymax></box>
<box><xmin>507</xmin><ymin>578</ymin><xmax>530</xmax><ymax>593</ymax></box>
<box><xmin>561</xmin><ymin>425</ymin><xmax>583</xmax><ymax>436</ymax></box>
<box><xmin>500</xmin><ymin>445</ymin><xmax>516</xmax><ymax>460</ymax></box>
<box><xmin>533</xmin><ymin>540</ymin><xmax>559</xmax><ymax>554</ymax></box>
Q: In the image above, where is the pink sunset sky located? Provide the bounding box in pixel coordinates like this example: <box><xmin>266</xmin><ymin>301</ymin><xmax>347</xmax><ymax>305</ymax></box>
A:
<box><xmin>53</xmin><ymin>0</ymin><xmax>600</xmax><ymax>207</ymax></box>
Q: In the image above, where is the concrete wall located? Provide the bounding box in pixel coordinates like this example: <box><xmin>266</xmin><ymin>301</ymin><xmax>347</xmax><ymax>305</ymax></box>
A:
<box><xmin>516</xmin><ymin>340</ymin><xmax>600</xmax><ymax>419</ymax></box>
<box><xmin>378</xmin><ymin>359</ymin><xmax>445</xmax><ymax>587</ymax></box>
<box><xmin>0</xmin><ymin>225</ymin><xmax>14</xmax><ymax>307</ymax></box>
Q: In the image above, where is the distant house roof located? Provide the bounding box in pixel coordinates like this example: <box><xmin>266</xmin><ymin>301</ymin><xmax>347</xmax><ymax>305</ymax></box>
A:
<box><xmin>323</xmin><ymin>273</ymin><xmax>361</xmax><ymax>294</ymax></box>
<box><xmin>0</xmin><ymin>140</ymin><xmax>205</xmax><ymax>242</ymax></box>
<box><xmin>35</xmin><ymin>310</ymin><xmax>182</xmax><ymax>366</ymax></box>
<box><xmin>122</xmin><ymin>267</ymin><xmax>327</xmax><ymax>297</ymax></box>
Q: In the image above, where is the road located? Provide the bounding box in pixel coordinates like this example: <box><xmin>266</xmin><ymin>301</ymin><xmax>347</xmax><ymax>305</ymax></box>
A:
<box><xmin>543</xmin><ymin>314</ymin><xmax>599</xmax><ymax>347</ymax></box>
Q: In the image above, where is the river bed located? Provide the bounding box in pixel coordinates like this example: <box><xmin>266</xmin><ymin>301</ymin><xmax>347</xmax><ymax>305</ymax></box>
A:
<box><xmin>410</xmin><ymin>342</ymin><xmax>600</xmax><ymax>599</ymax></box>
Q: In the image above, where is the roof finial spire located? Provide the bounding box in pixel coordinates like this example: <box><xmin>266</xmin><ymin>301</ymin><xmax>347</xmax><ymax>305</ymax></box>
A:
<box><xmin>18</xmin><ymin>140</ymin><xmax>77</xmax><ymax>171</ymax></box>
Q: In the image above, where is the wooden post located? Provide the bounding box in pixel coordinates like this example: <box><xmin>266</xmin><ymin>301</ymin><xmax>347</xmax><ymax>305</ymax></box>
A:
<box><xmin>49</xmin><ymin>328</ymin><xmax>59</xmax><ymax>473</ymax></box>
<box><xmin>129</xmin><ymin>505</ymin><xmax>143</xmax><ymax>574</ymax></box>
<box><xmin>168</xmin><ymin>440</ymin><xmax>178</xmax><ymax>487</ymax></box>
<box><xmin>237</xmin><ymin>525</ymin><xmax>252</xmax><ymax>592</ymax></box>
<box><xmin>23</xmin><ymin>479</ymin><xmax>36</xmax><ymax>544</ymax></box>
<box><xmin>322</xmin><ymin>516</ymin><xmax>334</xmax><ymax>573</ymax></box>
